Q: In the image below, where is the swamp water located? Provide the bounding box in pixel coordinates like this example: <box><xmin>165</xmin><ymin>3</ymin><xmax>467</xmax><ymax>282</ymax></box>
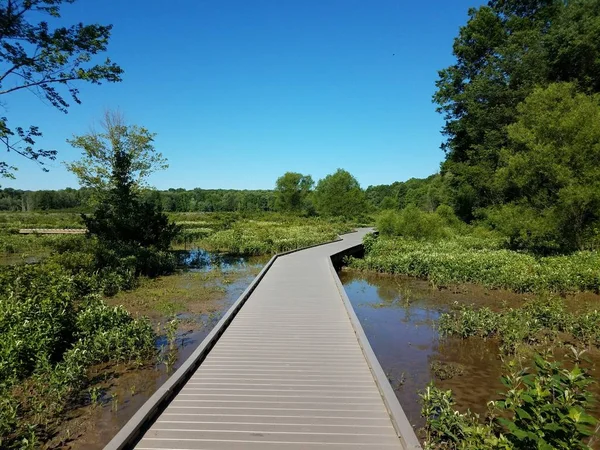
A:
<box><xmin>339</xmin><ymin>269</ymin><xmax>600</xmax><ymax>438</ymax></box>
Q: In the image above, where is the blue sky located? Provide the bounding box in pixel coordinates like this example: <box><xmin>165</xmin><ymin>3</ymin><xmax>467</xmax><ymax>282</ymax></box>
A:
<box><xmin>2</xmin><ymin>0</ymin><xmax>484</xmax><ymax>191</ymax></box>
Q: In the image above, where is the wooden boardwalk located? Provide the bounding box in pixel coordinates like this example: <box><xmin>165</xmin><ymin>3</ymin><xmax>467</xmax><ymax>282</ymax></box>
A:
<box><xmin>108</xmin><ymin>230</ymin><xmax>421</xmax><ymax>450</ymax></box>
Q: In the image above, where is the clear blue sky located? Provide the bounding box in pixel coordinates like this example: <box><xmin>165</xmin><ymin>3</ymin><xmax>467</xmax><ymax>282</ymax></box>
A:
<box><xmin>3</xmin><ymin>0</ymin><xmax>484</xmax><ymax>191</ymax></box>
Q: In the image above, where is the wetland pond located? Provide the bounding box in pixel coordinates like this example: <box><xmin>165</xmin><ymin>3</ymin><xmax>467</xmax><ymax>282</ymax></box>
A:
<box><xmin>339</xmin><ymin>269</ymin><xmax>600</xmax><ymax>437</ymax></box>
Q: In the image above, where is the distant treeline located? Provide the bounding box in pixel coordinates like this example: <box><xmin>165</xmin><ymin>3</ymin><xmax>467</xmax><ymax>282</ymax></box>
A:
<box><xmin>0</xmin><ymin>187</ymin><xmax>275</xmax><ymax>213</ymax></box>
<box><xmin>0</xmin><ymin>175</ymin><xmax>443</xmax><ymax>214</ymax></box>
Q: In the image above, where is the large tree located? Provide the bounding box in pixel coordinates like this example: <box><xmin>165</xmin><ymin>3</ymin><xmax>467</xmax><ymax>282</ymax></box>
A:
<box><xmin>67</xmin><ymin>112</ymin><xmax>178</xmax><ymax>275</ymax></box>
<box><xmin>490</xmin><ymin>83</ymin><xmax>600</xmax><ymax>252</ymax></box>
<box><xmin>274</xmin><ymin>171</ymin><xmax>314</xmax><ymax>213</ymax></box>
<box><xmin>434</xmin><ymin>0</ymin><xmax>600</xmax><ymax>220</ymax></box>
<box><xmin>313</xmin><ymin>169</ymin><xmax>367</xmax><ymax>218</ymax></box>
<box><xmin>0</xmin><ymin>0</ymin><xmax>123</xmax><ymax>178</ymax></box>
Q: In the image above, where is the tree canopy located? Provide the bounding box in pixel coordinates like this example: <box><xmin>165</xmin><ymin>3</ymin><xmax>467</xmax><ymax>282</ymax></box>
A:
<box><xmin>434</xmin><ymin>0</ymin><xmax>600</xmax><ymax>221</ymax></box>
<box><xmin>489</xmin><ymin>83</ymin><xmax>600</xmax><ymax>252</ymax></box>
<box><xmin>274</xmin><ymin>172</ymin><xmax>313</xmax><ymax>213</ymax></box>
<box><xmin>0</xmin><ymin>0</ymin><xmax>123</xmax><ymax>178</ymax></box>
<box><xmin>66</xmin><ymin>111</ymin><xmax>167</xmax><ymax>202</ymax></box>
<box><xmin>313</xmin><ymin>169</ymin><xmax>367</xmax><ymax>218</ymax></box>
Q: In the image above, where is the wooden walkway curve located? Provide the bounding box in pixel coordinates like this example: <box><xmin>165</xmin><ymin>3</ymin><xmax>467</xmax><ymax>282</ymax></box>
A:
<box><xmin>107</xmin><ymin>229</ymin><xmax>421</xmax><ymax>450</ymax></box>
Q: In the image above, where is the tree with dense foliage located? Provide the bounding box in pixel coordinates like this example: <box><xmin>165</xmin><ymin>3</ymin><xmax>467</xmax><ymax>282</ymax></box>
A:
<box><xmin>489</xmin><ymin>83</ymin><xmax>600</xmax><ymax>252</ymax></box>
<box><xmin>435</xmin><ymin>0</ymin><xmax>600</xmax><ymax>221</ymax></box>
<box><xmin>0</xmin><ymin>0</ymin><xmax>123</xmax><ymax>178</ymax></box>
<box><xmin>313</xmin><ymin>169</ymin><xmax>367</xmax><ymax>218</ymax></box>
<box><xmin>274</xmin><ymin>172</ymin><xmax>314</xmax><ymax>213</ymax></box>
<box><xmin>68</xmin><ymin>112</ymin><xmax>179</xmax><ymax>276</ymax></box>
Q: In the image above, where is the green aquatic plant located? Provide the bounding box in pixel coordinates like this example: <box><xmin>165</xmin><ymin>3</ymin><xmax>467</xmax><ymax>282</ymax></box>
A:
<box><xmin>421</xmin><ymin>354</ymin><xmax>597</xmax><ymax>449</ymax></box>
<box><xmin>437</xmin><ymin>296</ymin><xmax>600</xmax><ymax>355</ymax></box>
<box><xmin>349</xmin><ymin>234</ymin><xmax>600</xmax><ymax>294</ymax></box>
<box><xmin>0</xmin><ymin>262</ymin><xmax>156</xmax><ymax>448</ymax></box>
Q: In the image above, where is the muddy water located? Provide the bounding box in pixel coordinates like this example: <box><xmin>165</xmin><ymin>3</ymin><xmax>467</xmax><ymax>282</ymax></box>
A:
<box><xmin>56</xmin><ymin>250</ymin><xmax>267</xmax><ymax>450</ymax></box>
<box><xmin>339</xmin><ymin>269</ymin><xmax>600</xmax><ymax>434</ymax></box>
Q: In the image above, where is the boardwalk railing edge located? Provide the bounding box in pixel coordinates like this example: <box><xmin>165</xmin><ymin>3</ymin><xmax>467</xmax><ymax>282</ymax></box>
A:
<box><xmin>328</xmin><ymin>249</ymin><xmax>423</xmax><ymax>450</ymax></box>
<box><xmin>104</xmin><ymin>235</ymin><xmax>345</xmax><ymax>450</ymax></box>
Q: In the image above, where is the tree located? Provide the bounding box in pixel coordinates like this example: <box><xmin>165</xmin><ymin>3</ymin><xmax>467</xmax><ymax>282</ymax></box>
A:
<box><xmin>66</xmin><ymin>111</ymin><xmax>167</xmax><ymax>203</ymax></box>
<box><xmin>68</xmin><ymin>112</ymin><xmax>179</xmax><ymax>276</ymax></box>
<box><xmin>491</xmin><ymin>83</ymin><xmax>600</xmax><ymax>252</ymax></box>
<box><xmin>274</xmin><ymin>172</ymin><xmax>314</xmax><ymax>213</ymax></box>
<box><xmin>434</xmin><ymin>0</ymin><xmax>600</xmax><ymax>220</ymax></box>
<box><xmin>0</xmin><ymin>0</ymin><xmax>123</xmax><ymax>178</ymax></box>
<box><xmin>313</xmin><ymin>169</ymin><xmax>367</xmax><ymax>218</ymax></box>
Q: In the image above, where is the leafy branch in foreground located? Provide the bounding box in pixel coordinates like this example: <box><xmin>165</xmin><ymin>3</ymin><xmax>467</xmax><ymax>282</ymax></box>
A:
<box><xmin>0</xmin><ymin>0</ymin><xmax>123</xmax><ymax>177</ymax></box>
<box><xmin>421</xmin><ymin>353</ymin><xmax>597</xmax><ymax>449</ymax></box>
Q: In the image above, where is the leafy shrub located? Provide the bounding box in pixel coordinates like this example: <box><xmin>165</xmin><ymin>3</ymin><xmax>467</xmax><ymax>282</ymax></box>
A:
<box><xmin>376</xmin><ymin>205</ymin><xmax>452</xmax><ymax>240</ymax></box>
<box><xmin>0</xmin><ymin>264</ymin><xmax>76</xmax><ymax>383</ymax></box>
<box><xmin>0</xmin><ymin>263</ymin><xmax>156</xmax><ymax>448</ymax></box>
<box><xmin>484</xmin><ymin>204</ymin><xmax>562</xmax><ymax>255</ymax></box>
<box><xmin>421</xmin><ymin>355</ymin><xmax>596</xmax><ymax>449</ymax></box>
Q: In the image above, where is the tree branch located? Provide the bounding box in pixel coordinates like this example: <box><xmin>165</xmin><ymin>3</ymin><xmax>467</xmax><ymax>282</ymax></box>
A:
<box><xmin>0</xmin><ymin>74</ymin><xmax>79</xmax><ymax>95</ymax></box>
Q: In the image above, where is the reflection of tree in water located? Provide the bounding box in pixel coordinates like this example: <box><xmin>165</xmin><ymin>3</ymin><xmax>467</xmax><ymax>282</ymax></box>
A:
<box><xmin>175</xmin><ymin>249</ymin><xmax>249</xmax><ymax>270</ymax></box>
<box><xmin>376</xmin><ymin>283</ymin><xmax>399</xmax><ymax>304</ymax></box>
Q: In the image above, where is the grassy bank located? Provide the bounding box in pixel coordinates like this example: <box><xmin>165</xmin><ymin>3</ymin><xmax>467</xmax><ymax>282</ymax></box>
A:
<box><xmin>348</xmin><ymin>234</ymin><xmax>600</xmax><ymax>294</ymax></box>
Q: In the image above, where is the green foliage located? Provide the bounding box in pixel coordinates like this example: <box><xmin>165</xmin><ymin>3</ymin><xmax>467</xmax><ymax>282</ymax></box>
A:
<box><xmin>421</xmin><ymin>384</ymin><xmax>506</xmax><ymax>449</ymax></box>
<box><xmin>439</xmin><ymin>298</ymin><xmax>569</xmax><ymax>354</ymax></box>
<box><xmin>438</xmin><ymin>297</ymin><xmax>600</xmax><ymax>354</ymax></box>
<box><xmin>495</xmin><ymin>356</ymin><xmax>596</xmax><ymax>449</ymax></box>
<box><xmin>435</xmin><ymin>0</ymin><xmax>600</xmax><ymax>221</ymax></box>
<box><xmin>69</xmin><ymin>113</ymin><xmax>180</xmax><ymax>277</ymax></box>
<box><xmin>274</xmin><ymin>172</ymin><xmax>314</xmax><ymax>213</ymax></box>
<box><xmin>66</xmin><ymin>112</ymin><xmax>167</xmax><ymax>200</ymax></box>
<box><xmin>0</xmin><ymin>262</ymin><xmax>155</xmax><ymax>448</ymax></box>
<box><xmin>312</xmin><ymin>169</ymin><xmax>368</xmax><ymax>218</ymax></box>
<box><xmin>490</xmin><ymin>83</ymin><xmax>600</xmax><ymax>253</ymax></box>
<box><xmin>376</xmin><ymin>205</ymin><xmax>460</xmax><ymax>240</ymax></box>
<box><xmin>0</xmin><ymin>264</ymin><xmax>76</xmax><ymax>383</ymax></box>
<box><xmin>0</xmin><ymin>0</ymin><xmax>123</xmax><ymax>178</ymax></box>
<box><xmin>201</xmin><ymin>218</ymin><xmax>349</xmax><ymax>255</ymax></box>
<box><xmin>483</xmin><ymin>204</ymin><xmax>562</xmax><ymax>255</ymax></box>
<box><xmin>421</xmin><ymin>355</ymin><xmax>596</xmax><ymax>449</ymax></box>
<box><xmin>349</xmin><ymin>234</ymin><xmax>600</xmax><ymax>293</ymax></box>
<box><xmin>365</xmin><ymin>174</ymin><xmax>450</xmax><ymax>212</ymax></box>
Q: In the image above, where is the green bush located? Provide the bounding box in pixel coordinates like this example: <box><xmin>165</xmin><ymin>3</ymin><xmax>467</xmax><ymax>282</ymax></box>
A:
<box><xmin>421</xmin><ymin>355</ymin><xmax>596</xmax><ymax>449</ymax></box>
<box><xmin>0</xmin><ymin>262</ymin><xmax>156</xmax><ymax>448</ymax></box>
<box><xmin>484</xmin><ymin>204</ymin><xmax>563</xmax><ymax>255</ymax></box>
<box><xmin>376</xmin><ymin>205</ymin><xmax>458</xmax><ymax>240</ymax></box>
